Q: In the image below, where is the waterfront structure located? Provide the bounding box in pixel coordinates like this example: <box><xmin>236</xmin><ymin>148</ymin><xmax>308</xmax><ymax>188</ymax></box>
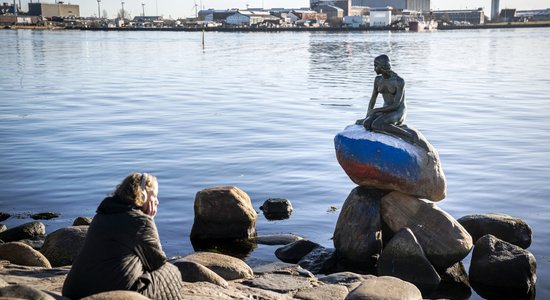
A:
<box><xmin>491</xmin><ymin>0</ymin><xmax>499</xmax><ymax>21</ymax></box>
<box><xmin>0</xmin><ymin>2</ymin><xmax>19</xmax><ymax>14</ymax></box>
<box><xmin>352</xmin><ymin>0</ymin><xmax>430</xmax><ymax>12</ymax></box>
<box><xmin>132</xmin><ymin>15</ymin><xmax>163</xmax><ymax>27</ymax></box>
<box><xmin>431</xmin><ymin>8</ymin><xmax>485</xmax><ymax>25</ymax></box>
<box><xmin>310</xmin><ymin>0</ymin><xmax>351</xmax><ymax>16</ymax></box>
<box><xmin>343</xmin><ymin>15</ymin><xmax>368</xmax><ymax>27</ymax></box>
<box><xmin>226</xmin><ymin>10</ymin><xmax>281</xmax><ymax>26</ymax></box>
<box><xmin>515</xmin><ymin>9</ymin><xmax>550</xmax><ymax>21</ymax></box>
<box><xmin>288</xmin><ymin>8</ymin><xmax>327</xmax><ymax>25</ymax></box>
<box><xmin>370</xmin><ymin>6</ymin><xmax>391</xmax><ymax>27</ymax></box>
<box><xmin>28</xmin><ymin>2</ymin><xmax>79</xmax><ymax>17</ymax></box>
<box><xmin>0</xmin><ymin>15</ymin><xmax>38</xmax><ymax>25</ymax></box>
<box><xmin>311</xmin><ymin>4</ymin><xmax>344</xmax><ymax>25</ymax></box>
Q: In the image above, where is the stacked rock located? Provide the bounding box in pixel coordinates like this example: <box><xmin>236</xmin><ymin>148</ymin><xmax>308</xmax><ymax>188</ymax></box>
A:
<box><xmin>333</xmin><ymin>124</ymin><xmax>537</xmax><ymax>298</ymax></box>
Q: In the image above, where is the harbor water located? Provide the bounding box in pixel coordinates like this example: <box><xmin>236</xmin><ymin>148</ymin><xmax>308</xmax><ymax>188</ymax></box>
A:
<box><xmin>1</xmin><ymin>28</ymin><xmax>549</xmax><ymax>298</ymax></box>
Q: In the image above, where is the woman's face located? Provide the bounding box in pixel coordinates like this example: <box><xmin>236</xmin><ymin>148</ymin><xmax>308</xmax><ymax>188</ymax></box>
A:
<box><xmin>374</xmin><ymin>61</ymin><xmax>382</xmax><ymax>74</ymax></box>
<box><xmin>142</xmin><ymin>181</ymin><xmax>159</xmax><ymax>217</ymax></box>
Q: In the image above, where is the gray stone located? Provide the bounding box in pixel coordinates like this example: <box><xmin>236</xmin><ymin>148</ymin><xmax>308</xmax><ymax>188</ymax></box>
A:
<box><xmin>43</xmin><ymin>291</ymin><xmax>72</xmax><ymax>300</ymax></box>
<box><xmin>72</xmin><ymin>217</ymin><xmax>92</xmax><ymax>226</ymax></box>
<box><xmin>0</xmin><ymin>284</ymin><xmax>55</xmax><ymax>300</ymax></box>
<box><xmin>345</xmin><ymin>276</ymin><xmax>422</xmax><ymax>300</ymax></box>
<box><xmin>0</xmin><ymin>221</ymin><xmax>45</xmax><ymax>243</ymax></box>
<box><xmin>253</xmin><ymin>262</ymin><xmax>314</xmax><ymax>278</ymax></box>
<box><xmin>242</xmin><ymin>273</ymin><xmax>313</xmax><ymax>293</ymax></box>
<box><xmin>0</xmin><ymin>242</ymin><xmax>51</xmax><ymax>268</ymax></box>
<box><xmin>333</xmin><ymin>187</ymin><xmax>384</xmax><ymax>273</ymax></box>
<box><xmin>260</xmin><ymin>198</ymin><xmax>293</xmax><ymax>220</ymax></box>
<box><xmin>294</xmin><ymin>284</ymin><xmax>349</xmax><ymax>300</ymax></box>
<box><xmin>183</xmin><ymin>251</ymin><xmax>254</xmax><ymax>280</ymax></box>
<box><xmin>30</xmin><ymin>212</ymin><xmax>60</xmax><ymax>220</ymax></box>
<box><xmin>377</xmin><ymin>228</ymin><xmax>440</xmax><ymax>293</ymax></box>
<box><xmin>275</xmin><ymin>239</ymin><xmax>320</xmax><ymax>264</ymax></box>
<box><xmin>255</xmin><ymin>233</ymin><xmax>303</xmax><ymax>245</ymax></box>
<box><xmin>40</xmin><ymin>226</ymin><xmax>88</xmax><ymax>267</ymax></box>
<box><xmin>297</xmin><ymin>247</ymin><xmax>336</xmax><ymax>274</ymax></box>
<box><xmin>80</xmin><ymin>290</ymin><xmax>149</xmax><ymax>300</ymax></box>
<box><xmin>190</xmin><ymin>186</ymin><xmax>257</xmax><ymax>240</ymax></box>
<box><xmin>19</xmin><ymin>237</ymin><xmax>45</xmax><ymax>250</ymax></box>
<box><xmin>381</xmin><ymin>191</ymin><xmax>473</xmax><ymax>269</ymax></box>
<box><xmin>469</xmin><ymin>234</ymin><xmax>536</xmax><ymax>294</ymax></box>
<box><xmin>171</xmin><ymin>259</ymin><xmax>228</xmax><ymax>287</ymax></box>
<box><xmin>318</xmin><ymin>272</ymin><xmax>371</xmax><ymax>285</ymax></box>
<box><xmin>233</xmin><ymin>283</ymin><xmax>293</xmax><ymax>300</ymax></box>
<box><xmin>458</xmin><ymin>213</ymin><xmax>532</xmax><ymax>249</ymax></box>
<box><xmin>427</xmin><ymin>263</ymin><xmax>471</xmax><ymax>300</ymax></box>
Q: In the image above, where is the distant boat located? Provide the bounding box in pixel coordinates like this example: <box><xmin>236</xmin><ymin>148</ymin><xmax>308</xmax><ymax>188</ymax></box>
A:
<box><xmin>409</xmin><ymin>19</ymin><xmax>438</xmax><ymax>32</ymax></box>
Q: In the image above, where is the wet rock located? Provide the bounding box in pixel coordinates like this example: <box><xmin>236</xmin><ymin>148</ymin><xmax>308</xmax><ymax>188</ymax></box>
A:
<box><xmin>30</xmin><ymin>212</ymin><xmax>60</xmax><ymax>220</ymax></box>
<box><xmin>345</xmin><ymin>276</ymin><xmax>422</xmax><ymax>300</ymax></box>
<box><xmin>183</xmin><ymin>251</ymin><xmax>253</xmax><ymax>280</ymax></box>
<box><xmin>72</xmin><ymin>217</ymin><xmax>92</xmax><ymax>226</ymax></box>
<box><xmin>191</xmin><ymin>186</ymin><xmax>257</xmax><ymax>240</ymax></box>
<box><xmin>253</xmin><ymin>262</ymin><xmax>314</xmax><ymax>278</ymax></box>
<box><xmin>275</xmin><ymin>239</ymin><xmax>320</xmax><ymax>264</ymax></box>
<box><xmin>40</xmin><ymin>226</ymin><xmax>88</xmax><ymax>267</ymax></box>
<box><xmin>333</xmin><ymin>187</ymin><xmax>385</xmax><ymax>273</ymax></box>
<box><xmin>297</xmin><ymin>246</ymin><xmax>336</xmax><ymax>275</ymax></box>
<box><xmin>242</xmin><ymin>273</ymin><xmax>313</xmax><ymax>293</ymax></box>
<box><xmin>334</xmin><ymin>124</ymin><xmax>446</xmax><ymax>201</ymax></box>
<box><xmin>0</xmin><ymin>221</ymin><xmax>46</xmax><ymax>243</ymax></box>
<box><xmin>20</xmin><ymin>236</ymin><xmax>46</xmax><ymax>250</ymax></box>
<box><xmin>0</xmin><ymin>284</ymin><xmax>55</xmax><ymax>300</ymax></box>
<box><xmin>381</xmin><ymin>191</ymin><xmax>472</xmax><ymax>269</ymax></box>
<box><xmin>294</xmin><ymin>284</ymin><xmax>349</xmax><ymax>300</ymax></box>
<box><xmin>255</xmin><ymin>233</ymin><xmax>303</xmax><ymax>245</ymax></box>
<box><xmin>260</xmin><ymin>198</ymin><xmax>293</xmax><ymax>220</ymax></box>
<box><xmin>458</xmin><ymin>213</ymin><xmax>532</xmax><ymax>249</ymax></box>
<box><xmin>171</xmin><ymin>259</ymin><xmax>228</xmax><ymax>287</ymax></box>
<box><xmin>0</xmin><ymin>212</ymin><xmax>10</xmax><ymax>222</ymax></box>
<box><xmin>0</xmin><ymin>242</ymin><xmax>51</xmax><ymax>268</ymax></box>
<box><xmin>191</xmin><ymin>238</ymin><xmax>256</xmax><ymax>260</ymax></box>
<box><xmin>427</xmin><ymin>262</ymin><xmax>471</xmax><ymax>300</ymax></box>
<box><xmin>377</xmin><ymin>228</ymin><xmax>440</xmax><ymax>293</ymax></box>
<box><xmin>80</xmin><ymin>290</ymin><xmax>149</xmax><ymax>300</ymax></box>
<box><xmin>469</xmin><ymin>234</ymin><xmax>536</xmax><ymax>295</ymax></box>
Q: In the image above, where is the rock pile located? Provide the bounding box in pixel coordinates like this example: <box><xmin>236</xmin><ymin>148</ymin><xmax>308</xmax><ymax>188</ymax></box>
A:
<box><xmin>331</xmin><ymin>124</ymin><xmax>537</xmax><ymax>298</ymax></box>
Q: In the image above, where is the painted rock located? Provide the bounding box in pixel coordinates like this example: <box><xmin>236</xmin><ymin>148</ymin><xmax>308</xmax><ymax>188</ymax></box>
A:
<box><xmin>334</xmin><ymin>124</ymin><xmax>446</xmax><ymax>201</ymax></box>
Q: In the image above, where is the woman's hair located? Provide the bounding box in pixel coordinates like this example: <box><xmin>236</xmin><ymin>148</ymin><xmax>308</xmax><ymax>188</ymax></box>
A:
<box><xmin>374</xmin><ymin>54</ymin><xmax>392</xmax><ymax>72</ymax></box>
<box><xmin>113</xmin><ymin>173</ymin><xmax>157</xmax><ymax>207</ymax></box>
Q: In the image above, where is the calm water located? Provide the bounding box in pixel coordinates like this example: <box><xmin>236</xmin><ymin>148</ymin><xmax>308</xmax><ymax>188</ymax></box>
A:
<box><xmin>1</xmin><ymin>28</ymin><xmax>549</xmax><ymax>298</ymax></box>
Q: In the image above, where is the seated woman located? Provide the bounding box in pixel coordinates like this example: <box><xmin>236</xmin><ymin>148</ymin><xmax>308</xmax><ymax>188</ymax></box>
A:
<box><xmin>63</xmin><ymin>173</ymin><xmax>184</xmax><ymax>299</ymax></box>
<box><xmin>356</xmin><ymin>55</ymin><xmax>417</xmax><ymax>145</ymax></box>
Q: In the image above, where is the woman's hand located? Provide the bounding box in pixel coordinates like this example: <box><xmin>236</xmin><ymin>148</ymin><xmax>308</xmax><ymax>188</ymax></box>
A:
<box><xmin>143</xmin><ymin>197</ymin><xmax>158</xmax><ymax>218</ymax></box>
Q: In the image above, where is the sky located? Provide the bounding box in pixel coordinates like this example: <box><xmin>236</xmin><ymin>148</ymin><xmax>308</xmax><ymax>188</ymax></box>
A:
<box><xmin>21</xmin><ymin>0</ymin><xmax>550</xmax><ymax>19</ymax></box>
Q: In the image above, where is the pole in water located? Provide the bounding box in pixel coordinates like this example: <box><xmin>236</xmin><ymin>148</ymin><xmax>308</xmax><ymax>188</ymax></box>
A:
<box><xmin>202</xmin><ymin>29</ymin><xmax>205</xmax><ymax>49</ymax></box>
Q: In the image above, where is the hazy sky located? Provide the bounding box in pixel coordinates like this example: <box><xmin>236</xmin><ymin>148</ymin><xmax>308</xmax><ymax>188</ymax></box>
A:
<box><xmin>34</xmin><ymin>0</ymin><xmax>550</xmax><ymax>19</ymax></box>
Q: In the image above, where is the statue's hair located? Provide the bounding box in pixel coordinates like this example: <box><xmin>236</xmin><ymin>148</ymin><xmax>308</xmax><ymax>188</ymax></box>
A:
<box><xmin>374</xmin><ymin>54</ymin><xmax>392</xmax><ymax>72</ymax></box>
<box><xmin>113</xmin><ymin>173</ymin><xmax>157</xmax><ymax>207</ymax></box>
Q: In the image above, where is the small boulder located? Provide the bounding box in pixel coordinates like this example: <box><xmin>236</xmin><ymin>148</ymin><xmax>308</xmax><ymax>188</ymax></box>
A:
<box><xmin>30</xmin><ymin>212</ymin><xmax>60</xmax><ymax>220</ymax></box>
<box><xmin>334</xmin><ymin>124</ymin><xmax>446</xmax><ymax>201</ymax></box>
<box><xmin>333</xmin><ymin>187</ymin><xmax>385</xmax><ymax>273</ymax></box>
<box><xmin>377</xmin><ymin>228</ymin><xmax>441</xmax><ymax>293</ymax></box>
<box><xmin>345</xmin><ymin>276</ymin><xmax>422</xmax><ymax>300</ymax></box>
<box><xmin>255</xmin><ymin>233</ymin><xmax>303</xmax><ymax>245</ymax></box>
<box><xmin>428</xmin><ymin>262</ymin><xmax>471</xmax><ymax>300</ymax></box>
<box><xmin>259</xmin><ymin>198</ymin><xmax>293</xmax><ymax>220</ymax></box>
<box><xmin>458</xmin><ymin>213</ymin><xmax>532</xmax><ymax>249</ymax></box>
<box><xmin>253</xmin><ymin>262</ymin><xmax>314</xmax><ymax>278</ymax></box>
<box><xmin>381</xmin><ymin>191</ymin><xmax>472</xmax><ymax>269</ymax></box>
<box><xmin>294</xmin><ymin>284</ymin><xmax>349</xmax><ymax>300</ymax></box>
<box><xmin>183</xmin><ymin>251</ymin><xmax>253</xmax><ymax>280</ymax></box>
<box><xmin>72</xmin><ymin>217</ymin><xmax>93</xmax><ymax>226</ymax></box>
<box><xmin>81</xmin><ymin>290</ymin><xmax>150</xmax><ymax>300</ymax></box>
<box><xmin>0</xmin><ymin>284</ymin><xmax>55</xmax><ymax>300</ymax></box>
<box><xmin>171</xmin><ymin>259</ymin><xmax>228</xmax><ymax>287</ymax></box>
<box><xmin>40</xmin><ymin>226</ymin><xmax>88</xmax><ymax>267</ymax></box>
<box><xmin>0</xmin><ymin>221</ymin><xmax>45</xmax><ymax>242</ymax></box>
<box><xmin>469</xmin><ymin>234</ymin><xmax>536</xmax><ymax>295</ymax></box>
<box><xmin>297</xmin><ymin>246</ymin><xmax>336</xmax><ymax>274</ymax></box>
<box><xmin>275</xmin><ymin>239</ymin><xmax>320</xmax><ymax>264</ymax></box>
<box><xmin>242</xmin><ymin>273</ymin><xmax>313</xmax><ymax>293</ymax></box>
<box><xmin>190</xmin><ymin>186</ymin><xmax>257</xmax><ymax>240</ymax></box>
<box><xmin>0</xmin><ymin>242</ymin><xmax>51</xmax><ymax>268</ymax></box>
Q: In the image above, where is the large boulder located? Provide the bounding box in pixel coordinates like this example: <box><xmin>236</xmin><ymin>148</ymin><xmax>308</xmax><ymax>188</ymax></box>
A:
<box><xmin>334</xmin><ymin>124</ymin><xmax>446</xmax><ymax>201</ymax></box>
<box><xmin>190</xmin><ymin>186</ymin><xmax>257</xmax><ymax>240</ymax></box>
<box><xmin>469</xmin><ymin>234</ymin><xmax>536</xmax><ymax>295</ymax></box>
<box><xmin>345</xmin><ymin>276</ymin><xmax>422</xmax><ymax>300</ymax></box>
<box><xmin>0</xmin><ymin>242</ymin><xmax>51</xmax><ymax>268</ymax></box>
<box><xmin>381</xmin><ymin>192</ymin><xmax>472</xmax><ymax>269</ymax></box>
<box><xmin>0</xmin><ymin>284</ymin><xmax>55</xmax><ymax>300</ymax></box>
<box><xmin>40</xmin><ymin>226</ymin><xmax>88</xmax><ymax>267</ymax></box>
<box><xmin>297</xmin><ymin>246</ymin><xmax>336</xmax><ymax>275</ymax></box>
<box><xmin>242</xmin><ymin>273</ymin><xmax>313</xmax><ymax>294</ymax></box>
<box><xmin>458</xmin><ymin>213</ymin><xmax>532</xmax><ymax>249</ymax></box>
<box><xmin>171</xmin><ymin>259</ymin><xmax>228</xmax><ymax>287</ymax></box>
<box><xmin>377</xmin><ymin>228</ymin><xmax>441</xmax><ymax>293</ymax></box>
<box><xmin>333</xmin><ymin>187</ymin><xmax>385</xmax><ymax>273</ymax></box>
<box><xmin>183</xmin><ymin>251</ymin><xmax>254</xmax><ymax>280</ymax></box>
<box><xmin>0</xmin><ymin>221</ymin><xmax>45</xmax><ymax>242</ymax></box>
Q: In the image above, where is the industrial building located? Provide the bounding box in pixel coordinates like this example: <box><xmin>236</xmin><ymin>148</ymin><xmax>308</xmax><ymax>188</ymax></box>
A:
<box><xmin>310</xmin><ymin>0</ymin><xmax>351</xmax><ymax>16</ymax></box>
<box><xmin>28</xmin><ymin>2</ymin><xmax>79</xmax><ymax>17</ymax></box>
<box><xmin>352</xmin><ymin>0</ymin><xmax>430</xmax><ymax>12</ymax></box>
<box><xmin>431</xmin><ymin>8</ymin><xmax>485</xmax><ymax>25</ymax></box>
